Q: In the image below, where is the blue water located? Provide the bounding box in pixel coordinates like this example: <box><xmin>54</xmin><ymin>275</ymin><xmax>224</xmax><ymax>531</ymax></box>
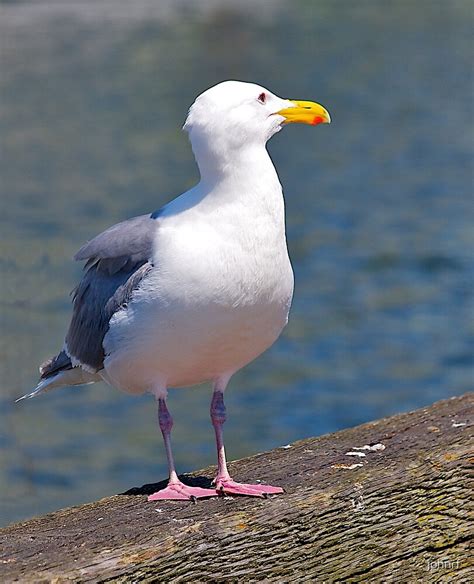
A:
<box><xmin>0</xmin><ymin>0</ymin><xmax>472</xmax><ymax>527</ymax></box>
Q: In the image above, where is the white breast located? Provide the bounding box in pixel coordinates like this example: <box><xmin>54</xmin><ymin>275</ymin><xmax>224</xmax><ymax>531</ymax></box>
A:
<box><xmin>102</xmin><ymin>179</ymin><xmax>294</xmax><ymax>393</ymax></box>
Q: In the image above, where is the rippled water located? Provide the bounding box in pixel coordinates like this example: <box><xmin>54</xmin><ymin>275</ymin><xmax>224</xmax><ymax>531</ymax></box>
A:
<box><xmin>0</xmin><ymin>0</ymin><xmax>472</xmax><ymax>527</ymax></box>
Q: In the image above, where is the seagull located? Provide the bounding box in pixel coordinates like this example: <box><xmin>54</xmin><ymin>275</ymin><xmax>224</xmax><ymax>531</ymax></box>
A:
<box><xmin>18</xmin><ymin>81</ymin><xmax>330</xmax><ymax>500</ymax></box>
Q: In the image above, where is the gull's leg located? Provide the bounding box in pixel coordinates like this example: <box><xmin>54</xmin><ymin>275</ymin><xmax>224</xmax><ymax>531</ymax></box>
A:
<box><xmin>148</xmin><ymin>395</ymin><xmax>217</xmax><ymax>501</ymax></box>
<box><xmin>211</xmin><ymin>384</ymin><xmax>284</xmax><ymax>498</ymax></box>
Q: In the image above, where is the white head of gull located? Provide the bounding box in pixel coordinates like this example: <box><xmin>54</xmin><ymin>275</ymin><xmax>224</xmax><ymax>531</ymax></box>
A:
<box><xmin>18</xmin><ymin>81</ymin><xmax>330</xmax><ymax>500</ymax></box>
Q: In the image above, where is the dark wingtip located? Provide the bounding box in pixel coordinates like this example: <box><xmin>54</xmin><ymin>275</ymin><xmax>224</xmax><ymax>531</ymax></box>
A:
<box><xmin>150</xmin><ymin>205</ymin><xmax>167</xmax><ymax>220</ymax></box>
<box><xmin>39</xmin><ymin>351</ymin><xmax>73</xmax><ymax>379</ymax></box>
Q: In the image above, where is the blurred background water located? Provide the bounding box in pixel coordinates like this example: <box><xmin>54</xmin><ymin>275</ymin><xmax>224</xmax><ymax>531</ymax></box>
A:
<box><xmin>0</xmin><ymin>0</ymin><xmax>472</xmax><ymax>527</ymax></box>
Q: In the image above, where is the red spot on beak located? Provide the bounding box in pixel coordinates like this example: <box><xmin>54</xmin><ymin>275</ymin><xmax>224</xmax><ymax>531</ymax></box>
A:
<box><xmin>312</xmin><ymin>116</ymin><xmax>324</xmax><ymax>125</ymax></box>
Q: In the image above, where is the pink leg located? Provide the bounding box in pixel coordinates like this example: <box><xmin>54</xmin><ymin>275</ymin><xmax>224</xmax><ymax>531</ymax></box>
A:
<box><xmin>148</xmin><ymin>397</ymin><xmax>217</xmax><ymax>501</ymax></box>
<box><xmin>210</xmin><ymin>390</ymin><xmax>284</xmax><ymax>498</ymax></box>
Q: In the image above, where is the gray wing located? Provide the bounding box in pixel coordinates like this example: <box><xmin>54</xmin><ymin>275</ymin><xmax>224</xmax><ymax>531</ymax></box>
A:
<box><xmin>74</xmin><ymin>213</ymin><xmax>157</xmax><ymax>274</ymax></box>
<box><xmin>65</xmin><ymin>213</ymin><xmax>158</xmax><ymax>371</ymax></box>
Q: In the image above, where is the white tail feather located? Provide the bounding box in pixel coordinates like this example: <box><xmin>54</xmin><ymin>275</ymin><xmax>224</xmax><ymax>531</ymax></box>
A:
<box><xmin>16</xmin><ymin>368</ymin><xmax>101</xmax><ymax>402</ymax></box>
<box><xmin>16</xmin><ymin>377</ymin><xmax>58</xmax><ymax>402</ymax></box>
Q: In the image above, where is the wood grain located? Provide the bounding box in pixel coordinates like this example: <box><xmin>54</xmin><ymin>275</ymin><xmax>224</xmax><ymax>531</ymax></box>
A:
<box><xmin>1</xmin><ymin>394</ymin><xmax>472</xmax><ymax>583</ymax></box>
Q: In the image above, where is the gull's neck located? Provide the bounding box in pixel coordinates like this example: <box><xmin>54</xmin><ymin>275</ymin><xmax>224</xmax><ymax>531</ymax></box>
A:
<box><xmin>181</xmin><ymin>136</ymin><xmax>288</xmax><ymax>251</ymax></box>
<box><xmin>192</xmin><ymin>138</ymin><xmax>281</xmax><ymax>196</ymax></box>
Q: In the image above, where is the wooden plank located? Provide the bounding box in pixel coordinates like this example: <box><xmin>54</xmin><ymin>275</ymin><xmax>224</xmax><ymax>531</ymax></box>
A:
<box><xmin>1</xmin><ymin>394</ymin><xmax>472</xmax><ymax>583</ymax></box>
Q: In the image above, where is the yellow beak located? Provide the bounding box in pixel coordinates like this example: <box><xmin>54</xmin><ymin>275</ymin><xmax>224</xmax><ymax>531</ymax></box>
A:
<box><xmin>276</xmin><ymin>100</ymin><xmax>331</xmax><ymax>126</ymax></box>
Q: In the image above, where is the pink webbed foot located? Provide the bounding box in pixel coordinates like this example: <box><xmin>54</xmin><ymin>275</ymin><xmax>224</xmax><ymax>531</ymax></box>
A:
<box><xmin>148</xmin><ymin>480</ymin><xmax>218</xmax><ymax>501</ymax></box>
<box><xmin>215</xmin><ymin>477</ymin><xmax>284</xmax><ymax>498</ymax></box>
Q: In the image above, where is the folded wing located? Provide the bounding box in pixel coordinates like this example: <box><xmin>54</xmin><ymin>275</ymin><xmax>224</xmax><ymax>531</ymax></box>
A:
<box><xmin>65</xmin><ymin>213</ymin><xmax>158</xmax><ymax>371</ymax></box>
<box><xmin>17</xmin><ymin>213</ymin><xmax>160</xmax><ymax>401</ymax></box>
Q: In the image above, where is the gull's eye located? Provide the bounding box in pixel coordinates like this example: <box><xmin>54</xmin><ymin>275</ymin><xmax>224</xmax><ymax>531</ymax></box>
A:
<box><xmin>257</xmin><ymin>92</ymin><xmax>267</xmax><ymax>104</ymax></box>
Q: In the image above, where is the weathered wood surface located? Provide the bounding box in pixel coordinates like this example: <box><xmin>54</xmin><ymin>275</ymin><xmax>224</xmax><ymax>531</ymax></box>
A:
<box><xmin>1</xmin><ymin>394</ymin><xmax>472</xmax><ymax>583</ymax></box>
